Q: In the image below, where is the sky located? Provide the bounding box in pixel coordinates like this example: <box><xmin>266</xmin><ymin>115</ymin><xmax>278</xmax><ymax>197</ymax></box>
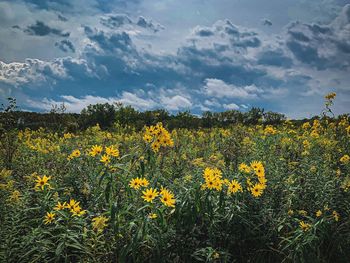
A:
<box><xmin>0</xmin><ymin>0</ymin><xmax>349</xmax><ymax>118</ymax></box>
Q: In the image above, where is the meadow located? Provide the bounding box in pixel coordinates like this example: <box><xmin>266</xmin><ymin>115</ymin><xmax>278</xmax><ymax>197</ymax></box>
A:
<box><xmin>0</xmin><ymin>94</ymin><xmax>350</xmax><ymax>262</ymax></box>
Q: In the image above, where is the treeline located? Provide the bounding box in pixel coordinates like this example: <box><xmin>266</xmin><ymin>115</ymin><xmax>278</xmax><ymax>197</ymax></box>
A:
<box><xmin>1</xmin><ymin>99</ymin><xmax>338</xmax><ymax>132</ymax></box>
<box><xmin>0</xmin><ymin>100</ymin><xmax>290</xmax><ymax>131</ymax></box>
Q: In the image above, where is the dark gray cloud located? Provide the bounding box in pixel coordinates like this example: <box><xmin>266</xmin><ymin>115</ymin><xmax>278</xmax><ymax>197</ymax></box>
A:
<box><xmin>257</xmin><ymin>49</ymin><xmax>293</xmax><ymax>68</ymax></box>
<box><xmin>100</xmin><ymin>14</ymin><xmax>164</xmax><ymax>32</ymax></box>
<box><xmin>136</xmin><ymin>16</ymin><xmax>164</xmax><ymax>32</ymax></box>
<box><xmin>194</xmin><ymin>27</ymin><xmax>214</xmax><ymax>37</ymax></box>
<box><xmin>262</xmin><ymin>19</ymin><xmax>272</xmax><ymax>26</ymax></box>
<box><xmin>55</xmin><ymin>39</ymin><xmax>75</xmax><ymax>53</ymax></box>
<box><xmin>190</xmin><ymin>20</ymin><xmax>262</xmax><ymax>50</ymax></box>
<box><xmin>100</xmin><ymin>14</ymin><xmax>132</xmax><ymax>28</ymax></box>
<box><xmin>84</xmin><ymin>26</ymin><xmax>135</xmax><ymax>53</ymax></box>
<box><xmin>57</xmin><ymin>14</ymin><xmax>68</xmax><ymax>22</ymax></box>
<box><xmin>286</xmin><ymin>4</ymin><xmax>350</xmax><ymax>70</ymax></box>
<box><xmin>24</xmin><ymin>21</ymin><xmax>70</xmax><ymax>37</ymax></box>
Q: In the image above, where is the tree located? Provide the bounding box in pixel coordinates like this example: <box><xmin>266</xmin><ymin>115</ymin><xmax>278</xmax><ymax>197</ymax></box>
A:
<box><xmin>80</xmin><ymin>103</ymin><xmax>117</xmax><ymax>129</ymax></box>
<box><xmin>263</xmin><ymin>111</ymin><xmax>286</xmax><ymax>125</ymax></box>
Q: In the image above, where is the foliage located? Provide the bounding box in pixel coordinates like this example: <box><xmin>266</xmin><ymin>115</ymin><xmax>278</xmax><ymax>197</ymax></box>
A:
<box><xmin>0</xmin><ymin>93</ymin><xmax>350</xmax><ymax>262</ymax></box>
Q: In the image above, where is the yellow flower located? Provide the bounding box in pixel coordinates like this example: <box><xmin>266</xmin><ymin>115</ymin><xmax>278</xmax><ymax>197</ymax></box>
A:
<box><xmin>251</xmin><ymin>183</ymin><xmax>263</xmax><ymax>198</ymax></box>
<box><xmin>71</xmin><ymin>205</ymin><xmax>86</xmax><ymax>217</ymax></box>
<box><xmin>336</xmin><ymin>169</ymin><xmax>341</xmax><ymax>177</ymax></box>
<box><xmin>310</xmin><ymin>166</ymin><xmax>317</xmax><ymax>173</ymax></box>
<box><xmin>89</xmin><ymin>145</ymin><xmax>103</xmax><ymax>157</ymax></box>
<box><xmin>340</xmin><ymin>154</ymin><xmax>349</xmax><ymax>164</ymax></box>
<box><xmin>144</xmin><ymin>123</ymin><xmax>174</xmax><ymax>152</ymax></box>
<box><xmin>204</xmin><ymin>174</ymin><xmax>220</xmax><ymax>190</ymax></box>
<box><xmin>298</xmin><ymin>210</ymin><xmax>307</xmax><ymax>216</ymax></box>
<box><xmin>92</xmin><ymin>215</ymin><xmax>108</xmax><ymax>232</ymax></box>
<box><xmin>65</xmin><ymin>199</ymin><xmax>80</xmax><ymax>210</ymax></box>
<box><xmin>148</xmin><ymin>213</ymin><xmax>157</xmax><ymax>219</ymax></box>
<box><xmin>250</xmin><ymin>161</ymin><xmax>263</xmax><ymax>171</ymax></box>
<box><xmin>143</xmin><ymin>134</ymin><xmax>153</xmax><ymax>143</ymax></box>
<box><xmin>258</xmin><ymin>176</ymin><xmax>267</xmax><ymax>188</ymax></box>
<box><xmin>159</xmin><ymin>188</ymin><xmax>176</xmax><ymax>207</ymax></box>
<box><xmin>302</xmin><ymin>122</ymin><xmax>311</xmax><ymax>129</ymax></box>
<box><xmin>264</xmin><ymin>125</ymin><xmax>277</xmax><ymax>135</ymax></box>
<box><xmin>212</xmin><ymin>252</ymin><xmax>220</xmax><ymax>259</ymax></box>
<box><xmin>139</xmin><ymin>178</ymin><xmax>149</xmax><ymax>187</ymax></box>
<box><xmin>227</xmin><ymin>180</ymin><xmax>243</xmax><ymax>195</ymax></box>
<box><xmin>151</xmin><ymin>142</ymin><xmax>160</xmax><ymax>152</ymax></box>
<box><xmin>255</xmin><ymin>166</ymin><xmax>265</xmax><ymax>178</ymax></box>
<box><xmin>71</xmin><ymin>149</ymin><xmax>81</xmax><ymax>158</ymax></box>
<box><xmin>63</xmin><ymin>133</ymin><xmax>73</xmax><ymax>139</ymax></box>
<box><xmin>35</xmin><ymin>175</ymin><xmax>51</xmax><ymax>191</ymax></box>
<box><xmin>105</xmin><ymin>145</ymin><xmax>119</xmax><ymax>157</ymax></box>
<box><xmin>332</xmin><ymin>211</ymin><xmax>340</xmax><ymax>222</ymax></box>
<box><xmin>54</xmin><ymin>201</ymin><xmax>66</xmax><ymax>211</ymax></box>
<box><xmin>325</xmin><ymin>92</ymin><xmax>336</xmax><ymax>100</ymax></box>
<box><xmin>239</xmin><ymin>163</ymin><xmax>251</xmax><ymax>173</ymax></box>
<box><xmin>142</xmin><ymin>188</ymin><xmax>159</xmax><ymax>203</ymax></box>
<box><xmin>8</xmin><ymin>190</ymin><xmax>21</xmax><ymax>203</ymax></box>
<box><xmin>100</xmin><ymin>154</ymin><xmax>111</xmax><ymax>165</ymax></box>
<box><xmin>202</xmin><ymin>167</ymin><xmax>223</xmax><ymax>191</ymax></box>
<box><xmin>44</xmin><ymin>212</ymin><xmax>55</xmax><ymax>224</ymax></box>
<box><xmin>316</xmin><ymin>210</ymin><xmax>322</xmax><ymax>217</ymax></box>
<box><xmin>288</xmin><ymin>209</ymin><xmax>294</xmax><ymax>216</ymax></box>
<box><xmin>129</xmin><ymin>178</ymin><xmax>142</xmax><ymax>190</ymax></box>
<box><xmin>299</xmin><ymin>221</ymin><xmax>311</xmax><ymax>231</ymax></box>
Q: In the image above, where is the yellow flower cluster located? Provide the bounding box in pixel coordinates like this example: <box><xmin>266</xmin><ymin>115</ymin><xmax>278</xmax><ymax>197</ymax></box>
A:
<box><xmin>129</xmin><ymin>177</ymin><xmax>149</xmax><ymax>189</ymax></box>
<box><xmin>63</xmin><ymin>133</ymin><xmax>74</xmax><ymax>139</ymax></box>
<box><xmin>89</xmin><ymin>145</ymin><xmax>103</xmax><ymax>157</ymax></box>
<box><xmin>89</xmin><ymin>145</ymin><xmax>119</xmax><ymax>158</ymax></box>
<box><xmin>26</xmin><ymin>137</ymin><xmax>60</xmax><ymax>154</ymax></box>
<box><xmin>264</xmin><ymin>125</ymin><xmax>277</xmax><ymax>135</ymax></box>
<box><xmin>44</xmin><ymin>212</ymin><xmax>55</xmax><ymax>224</ymax></box>
<box><xmin>140</xmin><ymin>187</ymin><xmax>176</xmax><ymax>207</ymax></box>
<box><xmin>143</xmin><ymin>123</ymin><xmax>174</xmax><ymax>152</ymax></box>
<box><xmin>0</xmin><ymin>169</ymin><xmax>14</xmax><ymax>191</ymax></box>
<box><xmin>340</xmin><ymin>154</ymin><xmax>349</xmax><ymax>165</ymax></box>
<box><xmin>67</xmin><ymin>149</ymin><xmax>81</xmax><ymax>160</ymax></box>
<box><xmin>159</xmin><ymin>188</ymin><xmax>176</xmax><ymax>207</ymax></box>
<box><xmin>299</xmin><ymin>221</ymin><xmax>311</xmax><ymax>231</ymax></box>
<box><xmin>100</xmin><ymin>145</ymin><xmax>119</xmax><ymax>165</ymax></box>
<box><xmin>52</xmin><ymin>199</ymin><xmax>87</xmax><ymax>217</ymax></box>
<box><xmin>341</xmin><ymin>177</ymin><xmax>350</xmax><ymax>192</ymax></box>
<box><xmin>201</xmin><ymin>167</ymin><xmax>224</xmax><ymax>191</ymax></box>
<box><xmin>325</xmin><ymin>92</ymin><xmax>336</xmax><ymax>100</ymax></box>
<box><xmin>227</xmin><ymin>179</ymin><xmax>243</xmax><ymax>194</ymax></box>
<box><xmin>8</xmin><ymin>190</ymin><xmax>21</xmax><ymax>203</ymax></box>
<box><xmin>34</xmin><ymin>175</ymin><xmax>52</xmax><ymax>191</ymax></box>
<box><xmin>245</xmin><ymin>161</ymin><xmax>267</xmax><ymax>198</ymax></box>
<box><xmin>92</xmin><ymin>215</ymin><xmax>108</xmax><ymax>232</ymax></box>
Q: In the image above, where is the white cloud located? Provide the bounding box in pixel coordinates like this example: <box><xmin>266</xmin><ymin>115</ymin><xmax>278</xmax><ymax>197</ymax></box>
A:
<box><xmin>160</xmin><ymin>94</ymin><xmax>192</xmax><ymax>110</ymax></box>
<box><xmin>26</xmin><ymin>91</ymin><xmax>193</xmax><ymax>113</ymax></box>
<box><xmin>117</xmin><ymin>91</ymin><xmax>157</xmax><ymax>110</ymax></box>
<box><xmin>0</xmin><ymin>59</ymin><xmax>67</xmax><ymax>86</ymax></box>
<box><xmin>223</xmin><ymin>103</ymin><xmax>239</xmax><ymax>110</ymax></box>
<box><xmin>203</xmin><ymin>78</ymin><xmax>262</xmax><ymax>99</ymax></box>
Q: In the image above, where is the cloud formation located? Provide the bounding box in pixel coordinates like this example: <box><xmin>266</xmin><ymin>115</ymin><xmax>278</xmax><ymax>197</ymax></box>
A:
<box><xmin>0</xmin><ymin>1</ymin><xmax>349</xmax><ymax>118</ymax></box>
<box><xmin>286</xmin><ymin>4</ymin><xmax>350</xmax><ymax>70</ymax></box>
<box><xmin>24</xmin><ymin>21</ymin><xmax>70</xmax><ymax>37</ymax></box>
<box><xmin>55</xmin><ymin>40</ymin><xmax>75</xmax><ymax>53</ymax></box>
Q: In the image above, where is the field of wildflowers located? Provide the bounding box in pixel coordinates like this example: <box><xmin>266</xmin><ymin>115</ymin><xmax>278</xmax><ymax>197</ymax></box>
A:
<box><xmin>1</xmin><ymin>94</ymin><xmax>350</xmax><ymax>262</ymax></box>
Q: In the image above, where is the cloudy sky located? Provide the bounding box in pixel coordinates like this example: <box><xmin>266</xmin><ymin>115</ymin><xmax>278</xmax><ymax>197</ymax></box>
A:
<box><xmin>0</xmin><ymin>0</ymin><xmax>349</xmax><ymax>118</ymax></box>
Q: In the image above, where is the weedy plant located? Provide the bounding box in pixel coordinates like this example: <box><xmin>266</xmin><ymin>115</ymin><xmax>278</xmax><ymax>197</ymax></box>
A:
<box><xmin>0</xmin><ymin>93</ymin><xmax>350</xmax><ymax>262</ymax></box>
